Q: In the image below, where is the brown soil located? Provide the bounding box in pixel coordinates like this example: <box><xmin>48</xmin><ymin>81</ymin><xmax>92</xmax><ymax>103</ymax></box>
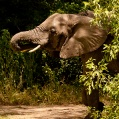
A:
<box><xmin>0</xmin><ymin>104</ymin><xmax>87</xmax><ymax>119</ymax></box>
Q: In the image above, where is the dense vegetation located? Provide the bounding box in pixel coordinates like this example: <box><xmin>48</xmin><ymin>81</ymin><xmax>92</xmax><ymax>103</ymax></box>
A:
<box><xmin>0</xmin><ymin>0</ymin><xmax>119</xmax><ymax>118</ymax></box>
<box><xmin>0</xmin><ymin>0</ymin><xmax>84</xmax><ymax>105</ymax></box>
<box><xmin>82</xmin><ymin>0</ymin><xmax>119</xmax><ymax>118</ymax></box>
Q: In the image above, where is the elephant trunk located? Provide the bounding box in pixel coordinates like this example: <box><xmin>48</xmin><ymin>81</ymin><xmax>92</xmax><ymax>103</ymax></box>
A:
<box><xmin>10</xmin><ymin>28</ymin><xmax>49</xmax><ymax>52</ymax></box>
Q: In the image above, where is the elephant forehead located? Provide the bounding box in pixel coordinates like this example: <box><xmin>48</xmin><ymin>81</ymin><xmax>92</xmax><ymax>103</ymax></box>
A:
<box><xmin>61</xmin><ymin>14</ymin><xmax>69</xmax><ymax>21</ymax></box>
<box><xmin>52</xmin><ymin>19</ymin><xmax>60</xmax><ymax>26</ymax></box>
<box><xmin>52</xmin><ymin>14</ymin><xmax>68</xmax><ymax>26</ymax></box>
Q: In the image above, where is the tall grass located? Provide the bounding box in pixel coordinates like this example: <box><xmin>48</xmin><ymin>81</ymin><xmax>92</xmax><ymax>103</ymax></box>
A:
<box><xmin>0</xmin><ymin>81</ymin><xmax>82</xmax><ymax>105</ymax></box>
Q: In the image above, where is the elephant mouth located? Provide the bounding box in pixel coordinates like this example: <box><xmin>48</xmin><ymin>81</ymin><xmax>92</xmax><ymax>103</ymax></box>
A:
<box><xmin>17</xmin><ymin>40</ymin><xmax>41</xmax><ymax>52</ymax></box>
<box><xmin>20</xmin><ymin>44</ymin><xmax>41</xmax><ymax>53</ymax></box>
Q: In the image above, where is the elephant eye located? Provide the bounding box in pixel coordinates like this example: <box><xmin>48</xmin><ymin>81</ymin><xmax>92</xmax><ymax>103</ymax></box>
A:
<box><xmin>50</xmin><ymin>27</ymin><xmax>56</xmax><ymax>34</ymax></box>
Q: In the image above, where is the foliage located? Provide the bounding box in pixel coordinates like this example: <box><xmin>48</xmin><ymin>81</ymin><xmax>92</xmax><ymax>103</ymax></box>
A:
<box><xmin>80</xmin><ymin>58</ymin><xmax>109</xmax><ymax>95</ymax></box>
<box><xmin>81</xmin><ymin>0</ymin><xmax>119</xmax><ymax>118</ymax></box>
<box><xmin>50</xmin><ymin>0</ymin><xmax>83</xmax><ymax>14</ymax></box>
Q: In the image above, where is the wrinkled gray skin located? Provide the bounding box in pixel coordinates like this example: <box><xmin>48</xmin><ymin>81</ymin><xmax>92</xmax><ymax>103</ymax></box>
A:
<box><xmin>10</xmin><ymin>11</ymin><xmax>119</xmax><ymax>118</ymax></box>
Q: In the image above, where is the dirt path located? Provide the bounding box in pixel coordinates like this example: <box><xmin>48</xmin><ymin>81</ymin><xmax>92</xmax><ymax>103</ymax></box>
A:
<box><xmin>0</xmin><ymin>104</ymin><xmax>87</xmax><ymax>119</ymax></box>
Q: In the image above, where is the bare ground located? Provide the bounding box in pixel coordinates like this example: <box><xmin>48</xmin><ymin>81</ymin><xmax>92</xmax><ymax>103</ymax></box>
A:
<box><xmin>0</xmin><ymin>104</ymin><xmax>88</xmax><ymax>119</ymax></box>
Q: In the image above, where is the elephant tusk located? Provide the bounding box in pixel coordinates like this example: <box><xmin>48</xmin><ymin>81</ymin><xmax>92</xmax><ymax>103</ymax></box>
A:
<box><xmin>29</xmin><ymin>45</ymin><xmax>41</xmax><ymax>53</ymax></box>
<box><xmin>21</xmin><ymin>49</ymin><xmax>31</xmax><ymax>52</ymax></box>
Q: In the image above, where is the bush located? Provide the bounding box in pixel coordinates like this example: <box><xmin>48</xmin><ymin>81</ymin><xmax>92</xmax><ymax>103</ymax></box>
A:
<box><xmin>82</xmin><ymin>0</ymin><xmax>119</xmax><ymax>118</ymax></box>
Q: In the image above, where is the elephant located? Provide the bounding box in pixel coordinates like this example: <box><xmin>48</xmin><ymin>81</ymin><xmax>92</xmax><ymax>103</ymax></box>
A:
<box><xmin>10</xmin><ymin>11</ymin><xmax>118</xmax><ymax>118</ymax></box>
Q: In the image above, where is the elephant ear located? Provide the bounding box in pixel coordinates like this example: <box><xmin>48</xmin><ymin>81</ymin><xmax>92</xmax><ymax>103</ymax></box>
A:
<box><xmin>60</xmin><ymin>15</ymin><xmax>108</xmax><ymax>59</ymax></box>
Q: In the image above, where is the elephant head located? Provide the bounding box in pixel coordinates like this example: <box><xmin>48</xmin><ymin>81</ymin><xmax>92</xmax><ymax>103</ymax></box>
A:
<box><xmin>10</xmin><ymin>12</ymin><xmax>108</xmax><ymax>58</ymax></box>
